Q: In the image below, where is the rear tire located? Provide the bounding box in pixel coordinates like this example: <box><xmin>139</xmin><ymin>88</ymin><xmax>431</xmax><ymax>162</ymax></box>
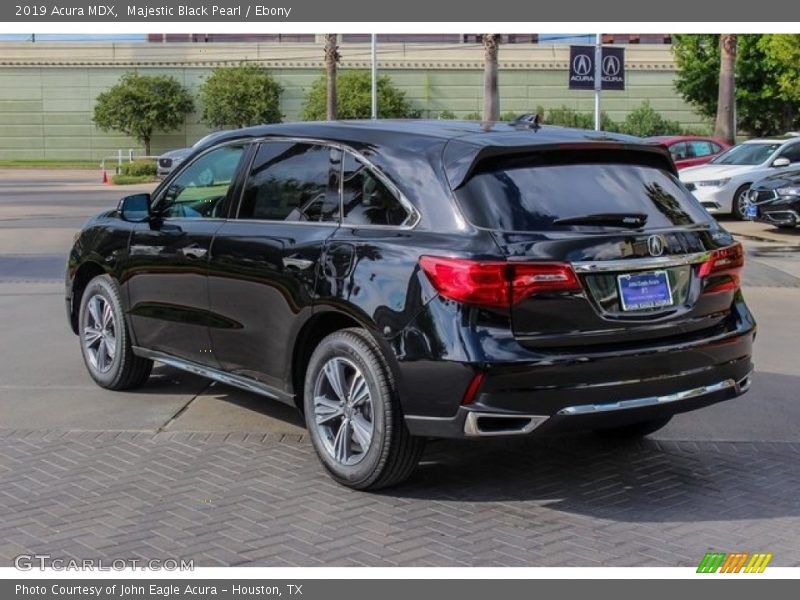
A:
<box><xmin>303</xmin><ymin>327</ymin><xmax>425</xmax><ymax>490</ymax></box>
<box><xmin>731</xmin><ymin>184</ymin><xmax>751</xmax><ymax>220</ymax></box>
<box><xmin>78</xmin><ymin>275</ymin><xmax>152</xmax><ymax>390</ymax></box>
<box><xmin>594</xmin><ymin>416</ymin><xmax>672</xmax><ymax>439</ymax></box>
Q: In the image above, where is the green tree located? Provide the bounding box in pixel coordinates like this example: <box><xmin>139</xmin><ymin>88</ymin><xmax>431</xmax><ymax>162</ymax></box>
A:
<box><xmin>759</xmin><ymin>34</ymin><xmax>800</xmax><ymax>130</ymax></box>
<box><xmin>93</xmin><ymin>73</ymin><xmax>193</xmax><ymax>156</ymax></box>
<box><xmin>672</xmin><ymin>34</ymin><xmax>799</xmax><ymax>136</ymax></box>
<box><xmin>301</xmin><ymin>71</ymin><xmax>415</xmax><ymax>120</ymax></box>
<box><xmin>541</xmin><ymin>105</ymin><xmax>618</xmax><ymax>131</ymax></box>
<box><xmin>617</xmin><ymin>101</ymin><xmax>683</xmax><ymax>137</ymax></box>
<box><xmin>199</xmin><ymin>64</ymin><xmax>283</xmax><ymax>128</ymax></box>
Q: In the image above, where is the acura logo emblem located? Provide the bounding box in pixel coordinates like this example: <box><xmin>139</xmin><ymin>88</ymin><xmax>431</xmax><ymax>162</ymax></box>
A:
<box><xmin>647</xmin><ymin>235</ymin><xmax>665</xmax><ymax>257</ymax></box>
<box><xmin>573</xmin><ymin>54</ymin><xmax>592</xmax><ymax>76</ymax></box>
<box><xmin>602</xmin><ymin>55</ymin><xmax>621</xmax><ymax>77</ymax></box>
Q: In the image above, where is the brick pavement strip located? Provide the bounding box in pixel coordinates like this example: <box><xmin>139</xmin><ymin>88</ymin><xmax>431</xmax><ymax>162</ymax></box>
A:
<box><xmin>0</xmin><ymin>430</ymin><xmax>799</xmax><ymax>567</ymax></box>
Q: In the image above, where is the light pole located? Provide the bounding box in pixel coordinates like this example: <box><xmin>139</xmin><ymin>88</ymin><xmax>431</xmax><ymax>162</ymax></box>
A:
<box><xmin>594</xmin><ymin>33</ymin><xmax>602</xmax><ymax>131</ymax></box>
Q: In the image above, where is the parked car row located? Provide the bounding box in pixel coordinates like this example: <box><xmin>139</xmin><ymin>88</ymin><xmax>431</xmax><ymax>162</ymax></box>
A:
<box><xmin>643</xmin><ymin>134</ymin><xmax>800</xmax><ymax>228</ymax></box>
<box><xmin>676</xmin><ymin>135</ymin><xmax>800</xmax><ymax>222</ymax></box>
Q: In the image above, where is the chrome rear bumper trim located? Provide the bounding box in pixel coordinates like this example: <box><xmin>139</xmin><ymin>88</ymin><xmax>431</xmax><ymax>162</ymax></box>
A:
<box><xmin>556</xmin><ymin>373</ymin><xmax>750</xmax><ymax>416</ymax></box>
<box><xmin>571</xmin><ymin>251</ymin><xmax>710</xmax><ymax>273</ymax></box>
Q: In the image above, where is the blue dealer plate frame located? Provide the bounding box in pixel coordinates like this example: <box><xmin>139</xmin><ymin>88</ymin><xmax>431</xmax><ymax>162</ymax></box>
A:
<box><xmin>617</xmin><ymin>270</ymin><xmax>674</xmax><ymax>311</ymax></box>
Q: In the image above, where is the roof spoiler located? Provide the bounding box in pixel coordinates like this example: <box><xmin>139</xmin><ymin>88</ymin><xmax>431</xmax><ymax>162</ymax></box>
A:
<box><xmin>443</xmin><ymin>140</ymin><xmax>677</xmax><ymax>189</ymax></box>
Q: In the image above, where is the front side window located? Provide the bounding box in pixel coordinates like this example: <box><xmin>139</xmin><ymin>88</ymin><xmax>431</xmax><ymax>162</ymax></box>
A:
<box><xmin>341</xmin><ymin>152</ymin><xmax>411</xmax><ymax>227</ymax></box>
<box><xmin>238</xmin><ymin>142</ymin><xmax>338</xmax><ymax>222</ymax></box>
<box><xmin>156</xmin><ymin>144</ymin><xmax>246</xmax><ymax>219</ymax></box>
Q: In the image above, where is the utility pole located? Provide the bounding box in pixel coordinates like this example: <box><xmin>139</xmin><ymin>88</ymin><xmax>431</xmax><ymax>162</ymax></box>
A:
<box><xmin>371</xmin><ymin>34</ymin><xmax>378</xmax><ymax>119</ymax></box>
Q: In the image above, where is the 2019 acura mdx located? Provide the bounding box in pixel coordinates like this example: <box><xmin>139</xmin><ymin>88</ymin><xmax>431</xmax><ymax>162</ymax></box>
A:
<box><xmin>66</xmin><ymin>120</ymin><xmax>756</xmax><ymax>489</ymax></box>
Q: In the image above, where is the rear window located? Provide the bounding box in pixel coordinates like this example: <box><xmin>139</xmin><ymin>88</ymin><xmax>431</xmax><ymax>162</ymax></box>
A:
<box><xmin>455</xmin><ymin>161</ymin><xmax>712</xmax><ymax>232</ymax></box>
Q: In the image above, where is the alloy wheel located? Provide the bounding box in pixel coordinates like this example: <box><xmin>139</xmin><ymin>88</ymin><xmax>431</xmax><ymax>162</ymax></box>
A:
<box><xmin>736</xmin><ymin>188</ymin><xmax>750</xmax><ymax>218</ymax></box>
<box><xmin>82</xmin><ymin>294</ymin><xmax>117</xmax><ymax>373</ymax></box>
<box><xmin>312</xmin><ymin>357</ymin><xmax>374</xmax><ymax>466</ymax></box>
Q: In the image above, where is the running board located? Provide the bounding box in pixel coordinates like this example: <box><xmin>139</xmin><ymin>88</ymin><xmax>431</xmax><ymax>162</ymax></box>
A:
<box><xmin>132</xmin><ymin>347</ymin><xmax>295</xmax><ymax>405</ymax></box>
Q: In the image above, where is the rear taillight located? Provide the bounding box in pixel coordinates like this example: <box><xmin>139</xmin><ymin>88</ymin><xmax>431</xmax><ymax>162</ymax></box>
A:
<box><xmin>419</xmin><ymin>256</ymin><xmax>581</xmax><ymax>308</ymax></box>
<box><xmin>698</xmin><ymin>242</ymin><xmax>744</xmax><ymax>293</ymax></box>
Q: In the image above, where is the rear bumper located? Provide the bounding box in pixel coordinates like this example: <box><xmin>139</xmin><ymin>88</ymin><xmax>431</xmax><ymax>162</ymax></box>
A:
<box><xmin>406</xmin><ymin>364</ymin><xmax>753</xmax><ymax>438</ymax></box>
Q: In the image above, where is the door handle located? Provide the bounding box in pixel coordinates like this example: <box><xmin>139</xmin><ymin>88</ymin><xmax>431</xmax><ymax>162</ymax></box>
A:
<box><xmin>181</xmin><ymin>246</ymin><xmax>208</xmax><ymax>259</ymax></box>
<box><xmin>282</xmin><ymin>257</ymin><xmax>314</xmax><ymax>270</ymax></box>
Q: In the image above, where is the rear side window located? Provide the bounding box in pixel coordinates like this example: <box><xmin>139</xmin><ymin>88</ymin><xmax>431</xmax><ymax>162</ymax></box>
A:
<box><xmin>668</xmin><ymin>142</ymin><xmax>687</xmax><ymax>161</ymax></box>
<box><xmin>455</xmin><ymin>161</ymin><xmax>712</xmax><ymax>232</ymax></box>
<box><xmin>341</xmin><ymin>152</ymin><xmax>412</xmax><ymax>227</ymax></box>
<box><xmin>687</xmin><ymin>140</ymin><xmax>715</xmax><ymax>158</ymax></box>
<box><xmin>238</xmin><ymin>142</ymin><xmax>338</xmax><ymax>222</ymax></box>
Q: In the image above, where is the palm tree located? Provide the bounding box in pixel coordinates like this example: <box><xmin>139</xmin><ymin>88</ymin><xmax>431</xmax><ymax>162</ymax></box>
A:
<box><xmin>324</xmin><ymin>34</ymin><xmax>340</xmax><ymax>120</ymax></box>
<box><xmin>714</xmin><ymin>34</ymin><xmax>737</xmax><ymax>144</ymax></box>
<box><xmin>482</xmin><ymin>34</ymin><xmax>500</xmax><ymax>122</ymax></box>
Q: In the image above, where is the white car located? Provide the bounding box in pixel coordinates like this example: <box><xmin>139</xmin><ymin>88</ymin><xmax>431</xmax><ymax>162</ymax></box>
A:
<box><xmin>679</xmin><ymin>137</ymin><xmax>800</xmax><ymax>219</ymax></box>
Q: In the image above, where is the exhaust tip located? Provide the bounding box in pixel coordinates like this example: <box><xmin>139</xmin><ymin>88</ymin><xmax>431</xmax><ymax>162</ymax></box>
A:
<box><xmin>464</xmin><ymin>412</ymin><xmax>548</xmax><ymax>437</ymax></box>
<box><xmin>736</xmin><ymin>372</ymin><xmax>753</xmax><ymax>393</ymax></box>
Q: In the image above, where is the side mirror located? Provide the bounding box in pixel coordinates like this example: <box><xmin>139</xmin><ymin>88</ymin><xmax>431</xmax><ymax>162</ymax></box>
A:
<box><xmin>118</xmin><ymin>193</ymin><xmax>151</xmax><ymax>222</ymax></box>
<box><xmin>772</xmin><ymin>157</ymin><xmax>791</xmax><ymax>168</ymax></box>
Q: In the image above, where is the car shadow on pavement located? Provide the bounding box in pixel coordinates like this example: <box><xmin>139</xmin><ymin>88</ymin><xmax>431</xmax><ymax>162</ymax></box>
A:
<box><xmin>135</xmin><ymin>366</ymin><xmax>800</xmax><ymax>525</ymax></box>
<box><xmin>392</xmin><ymin>433</ymin><xmax>800</xmax><ymax>523</ymax></box>
<box><xmin>142</xmin><ymin>364</ymin><xmax>306</xmax><ymax>430</ymax></box>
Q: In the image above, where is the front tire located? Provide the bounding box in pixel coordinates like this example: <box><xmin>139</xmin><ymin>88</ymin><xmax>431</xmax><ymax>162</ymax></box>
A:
<box><xmin>594</xmin><ymin>416</ymin><xmax>672</xmax><ymax>439</ymax></box>
<box><xmin>303</xmin><ymin>328</ymin><xmax>425</xmax><ymax>490</ymax></box>
<box><xmin>78</xmin><ymin>275</ymin><xmax>152</xmax><ymax>390</ymax></box>
<box><xmin>731</xmin><ymin>184</ymin><xmax>752</xmax><ymax>220</ymax></box>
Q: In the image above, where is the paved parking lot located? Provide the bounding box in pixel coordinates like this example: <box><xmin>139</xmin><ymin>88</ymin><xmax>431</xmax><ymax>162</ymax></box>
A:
<box><xmin>1</xmin><ymin>169</ymin><xmax>800</xmax><ymax>566</ymax></box>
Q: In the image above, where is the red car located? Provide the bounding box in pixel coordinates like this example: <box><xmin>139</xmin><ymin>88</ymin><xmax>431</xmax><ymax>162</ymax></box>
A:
<box><xmin>646</xmin><ymin>136</ymin><xmax>731</xmax><ymax>170</ymax></box>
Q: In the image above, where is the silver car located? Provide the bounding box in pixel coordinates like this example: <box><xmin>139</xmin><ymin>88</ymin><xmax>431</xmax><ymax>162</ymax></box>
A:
<box><xmin>156</xmin><ymin>131</ymin><xmax>228</xmax><ymax>178</ymax></box>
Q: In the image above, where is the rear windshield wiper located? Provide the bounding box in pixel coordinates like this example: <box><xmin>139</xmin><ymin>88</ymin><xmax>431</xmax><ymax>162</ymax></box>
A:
<box><xmin>552</xmin><ymin>212</ymin><xmax>648</xmax><ymax>228</ymax></box>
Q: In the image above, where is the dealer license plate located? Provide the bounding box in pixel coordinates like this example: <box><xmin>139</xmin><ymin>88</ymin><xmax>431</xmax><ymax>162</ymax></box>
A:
<box><xmin>617</xmin><ymin>270</ymin><xmax>673</xmax><ymax>311</ymax></box>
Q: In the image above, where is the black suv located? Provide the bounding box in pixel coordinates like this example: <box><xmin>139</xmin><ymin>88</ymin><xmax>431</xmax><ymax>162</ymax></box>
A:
<box><xmin>66</xmin><ymin>120</ymin><xmax>755</xmax><ymax>489</ymax></box>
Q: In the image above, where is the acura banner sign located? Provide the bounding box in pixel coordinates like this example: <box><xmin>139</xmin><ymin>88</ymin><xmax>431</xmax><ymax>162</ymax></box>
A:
<box><xmin>568</xmin><ymin>45</ymin><xmax>626</xmax><ymax>91</ymax></box>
